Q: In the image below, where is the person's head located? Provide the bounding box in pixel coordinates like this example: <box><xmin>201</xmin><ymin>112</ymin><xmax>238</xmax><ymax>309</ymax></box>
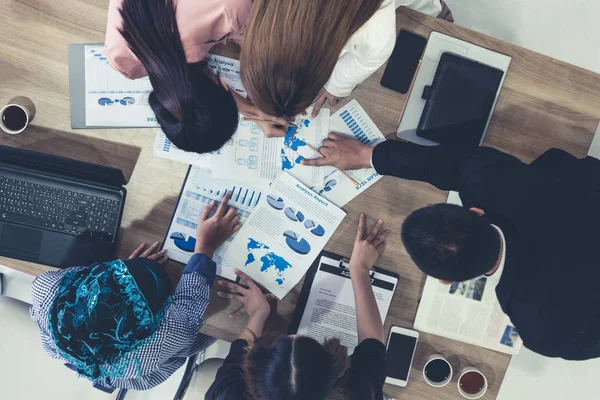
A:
<box><xmin>240</xmin><ymin>0</ymin><xmax>384</xmax><ymax>118</ymax></box>
<box><xmin>401</xmin><ymin>204</ymin><xmax>501</xmax><ymax>283</ymax></box>
<box><xmin>119</xmin><ymin>0</ymin><xmax>238</xmax><ymax>153</ymax></box>
<box><xmin>48</xmin><ymin>258</ymin><xmax>172</xmax><ymax>381</ymax></box>
<box><xmin>244</xmin><ymin>335</ymin><xmax>349</xmax><ymax>400</ymax></box>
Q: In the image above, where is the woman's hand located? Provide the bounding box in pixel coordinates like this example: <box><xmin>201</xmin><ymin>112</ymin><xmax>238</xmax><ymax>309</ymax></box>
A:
<box><xmin>254</xmin><ymin>119</ymin><xmax>289</xmax><ymax>138</ymax></box>
<box><xmin>128</xmin><ymin>242</ymin><xmax>168</xmax><ymax>264</ymax></box>
<box><xmin>349</xmin><ymin>213</ymin><xmax>391</xmax><ymax>275</ymax></box>
<box><xmin>217</xmin><ymin>268</ymin><xmax>275</xmax><ymax>320</ymax></box>
<box><xmin>312</xmin><ymin>89</ymin><xmax>341</xmax><ymax>118</ymax></box>
<box><xmin>194</xmin><ymin>191</ymin><xmax>241</xmax><ymax>258</ymax></box>
<box><xmin>233</xmin><ymin>92</ymin><xmax>289</xmax><ymax>137</ymax></box>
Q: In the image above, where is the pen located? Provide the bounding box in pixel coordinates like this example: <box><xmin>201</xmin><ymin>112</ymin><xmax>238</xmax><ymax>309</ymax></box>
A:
<box><xmin>305</xmin><ymin>143</ymin><xmax>361</xmax><ymax>187</ymax></box>
<box><xmin>399</xmin><ymin>59</ymin><xmax>422</xmax><ymax>122</ymax></box>
<box><xmin>242</xmin><ymin>117</ymin><xmax>298</xmax><ymax>128</ymax></box>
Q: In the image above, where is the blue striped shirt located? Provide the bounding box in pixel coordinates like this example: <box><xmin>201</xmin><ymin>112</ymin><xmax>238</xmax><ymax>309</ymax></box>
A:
<box><xmin>30</xmin><ymin>254</ymin><xmax>216</xmax><ymax>391</ymax></box>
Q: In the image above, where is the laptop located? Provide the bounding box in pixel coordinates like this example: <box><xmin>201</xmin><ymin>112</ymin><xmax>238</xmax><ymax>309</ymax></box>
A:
<box><xmin>0</xmin><ymin>145</ymin><xmax>127</xmax><ymax>267</ymax></box>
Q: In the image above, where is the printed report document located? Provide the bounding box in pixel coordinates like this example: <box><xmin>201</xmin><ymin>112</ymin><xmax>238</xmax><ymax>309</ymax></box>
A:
<box><xmin>223</xmin><ymin>173</ymin><xmax>346</xmax><ymax>299</ymax></box>
<box><xmin>289</xmin><ymin>251</ymin><xmax>399</xmax><ymax>354</ymax></box>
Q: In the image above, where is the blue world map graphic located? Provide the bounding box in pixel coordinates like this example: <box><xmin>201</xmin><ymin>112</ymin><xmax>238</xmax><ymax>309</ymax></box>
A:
<box><xmin>246</xmin><ymin>238</ymin><xmax>292</xmax><ymax>285</ymax></box>
<box><xmin>281</xmin><ymin>120</ymin><xmax>310</xmax><ymax>171</ymax></box>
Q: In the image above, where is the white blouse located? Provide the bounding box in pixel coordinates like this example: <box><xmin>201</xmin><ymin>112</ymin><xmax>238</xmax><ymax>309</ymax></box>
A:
<box><xmin>325</xmin><ymin>0</ymin><xmax>442</xmax><ymax>97</ymax></box>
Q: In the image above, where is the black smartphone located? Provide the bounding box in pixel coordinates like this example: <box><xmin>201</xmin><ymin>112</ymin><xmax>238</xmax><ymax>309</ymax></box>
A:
<box><xmin>380</xmin><ymin>30</ymin><xmax>427</xmax><ymax>94</ymax></box>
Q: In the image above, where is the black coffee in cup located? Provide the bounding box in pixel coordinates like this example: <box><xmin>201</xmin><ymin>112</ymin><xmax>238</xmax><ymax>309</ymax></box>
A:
<box><xmin>2</xmin><ymin>105</ymin><xmax>27</xmax><ymax>132</ymax></box>
<box><xmin>424</xmin><ymin>358</ymin><xmax>451</xmax><ymax>383</ymax></box>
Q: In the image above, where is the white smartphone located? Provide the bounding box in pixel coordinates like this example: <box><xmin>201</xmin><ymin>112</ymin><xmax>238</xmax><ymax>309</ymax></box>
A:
<box><xmin>385</xmin><ymin>326</ymin><xmax>419</xmax><ymax>387</ymax></box>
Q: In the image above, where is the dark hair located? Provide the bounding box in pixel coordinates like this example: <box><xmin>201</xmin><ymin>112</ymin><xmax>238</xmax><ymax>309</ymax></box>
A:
<box><xmin>119</xmin><ymin>0</ymin><xmax>238</xmax><ymax>153</ymax></box>
<box><xmin>401</xmin><ymin>204</ymin><xmax>501</xmax><ymax>282</ymax></box>
<box><xmin>244</xmin><ymin>336</ymin><xmax>349</xmax><ymax>400</ymax></box>
<box><xmin>125</xmin><ymin>257</ymin><xmax>172</xmax><ymax>313</ymax></box>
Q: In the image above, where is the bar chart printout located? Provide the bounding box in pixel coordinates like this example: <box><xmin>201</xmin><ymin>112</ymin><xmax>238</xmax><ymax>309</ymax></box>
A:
<box><xmin>314</xmin><ymin>100</ymin><xmax>386</xmax><ymax>207</ymax></box>
<box><xmin>165</xmin><ymin>167</ymin><xmax>264</xmax><ymax>280</ymax></box>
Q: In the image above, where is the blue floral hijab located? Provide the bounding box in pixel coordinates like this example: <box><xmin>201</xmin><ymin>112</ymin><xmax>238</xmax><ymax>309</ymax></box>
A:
<box><xmin>48</xmin><ymin>259</ymin><xmax>171</xmax><ymax>381</ymax></box>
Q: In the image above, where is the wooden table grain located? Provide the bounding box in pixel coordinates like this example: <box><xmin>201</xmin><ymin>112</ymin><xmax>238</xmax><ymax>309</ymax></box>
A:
<box><xmin>1</xmin><ymin>2</ymin><xmax>600</xmax><ymax>399</ymax></box>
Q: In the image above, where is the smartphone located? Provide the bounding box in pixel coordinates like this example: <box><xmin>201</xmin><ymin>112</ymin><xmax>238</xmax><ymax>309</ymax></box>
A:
<box><xmin>380</xmin><ymin>30</ymin><xmax>427</xmax><ymax>94</ymax></box>
<box><xmin>385</xmin><ymin>326</ymin><xmax>419</xmax><ymax>387</ymax></box>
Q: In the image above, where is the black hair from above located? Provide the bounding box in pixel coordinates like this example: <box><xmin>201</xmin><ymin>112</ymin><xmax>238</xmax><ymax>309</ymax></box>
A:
<box><xmin>118</xmin><ymin>0</ymin><xmax>238</xmax><ymax>154</ymax></box>
<box><xmin>401</xmin><ymin>203</ymin><xmax>501</xmax><ymax>282</ymax></box>
<box><xmin>245</xmin><ymin>336</ymin><xmax>344</xmax><ymax>400</ymax></box>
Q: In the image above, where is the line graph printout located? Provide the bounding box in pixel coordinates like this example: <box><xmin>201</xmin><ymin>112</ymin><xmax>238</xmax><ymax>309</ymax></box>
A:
<box><xmin>84</xmin><ymin>45</ymin><xmax>158</xmax><ymax>127</ymax></box>
<box><xmin>165</xmin><ymin>166</ymin><xmax>264</xmax><ymax>280</ymax></box>
<box><xmin>313</xmin><ymin>100</ymin><xmax>386</xmax><ymax>207</ymax></box>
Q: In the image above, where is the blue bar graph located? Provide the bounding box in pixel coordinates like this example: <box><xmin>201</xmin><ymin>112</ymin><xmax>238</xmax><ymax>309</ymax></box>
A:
<box><xmin>340</xmin><ymin>108</ymin><xmax>376</xmax><ymax>145</ymax></box>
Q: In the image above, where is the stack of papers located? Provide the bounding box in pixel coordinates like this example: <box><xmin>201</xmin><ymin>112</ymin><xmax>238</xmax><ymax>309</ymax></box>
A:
<box><xmin>156</xmin><ymin>55</ymin><xmax>387</xmax><ymax>297</ymax></box>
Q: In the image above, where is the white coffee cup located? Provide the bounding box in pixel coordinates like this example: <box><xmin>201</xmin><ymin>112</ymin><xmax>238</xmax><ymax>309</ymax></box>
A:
<box><xmin>457</xmin><ymin>367</ymin><xmax>488</xmax><ymax>399</ymax></box>
<box><xmin>0</xmin><ymin>96</ymin><xmax>36</xmax><ymax>134</ymax></box>
<box><xmin>423</xmin><ymin>354</ymin><xmax>453</xmax><ymax>387</ymax></box>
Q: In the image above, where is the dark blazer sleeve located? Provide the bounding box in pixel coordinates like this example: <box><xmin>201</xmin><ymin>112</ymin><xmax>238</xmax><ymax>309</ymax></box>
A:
<box><xmin>371</xmin><ymin>140</ymin><xmax>523</xmax><ymax>192</ymax></box>
<box><xmin>530</xmin><ymin>148</ymin><xmax>600</xmax><ymax>192</ymax></box>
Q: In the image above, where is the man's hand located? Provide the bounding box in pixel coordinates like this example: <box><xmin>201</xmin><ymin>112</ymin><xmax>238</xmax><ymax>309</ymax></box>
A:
<box><xmin>301</xmin><ymin>132</ymin><xmax>374</xmax><ymax>170</ymax></box>
<box><xmin>349</xmin><ymin>213</ymin><xmax>391</xmax><ymax>275</ymax></box>
<box><xmin>128</xmin><ymin>242</ymin><xmax>168</xmax><ymax>264</ymax></box>
<box><xmin>312</xmin><ymin>89</ymin><xmax>340</xmax><ymax>118</ymax></box>
<box><xmin>195</xmin><ymin>191</ymin><xmax>241</xmax><ymax>258</ymax></box>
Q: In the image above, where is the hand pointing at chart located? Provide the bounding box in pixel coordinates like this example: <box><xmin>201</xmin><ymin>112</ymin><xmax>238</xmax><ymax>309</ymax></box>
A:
<box><xmin>194</xmin><ymin>190</ymin><xmax>241</xmax><ymax>258</ymax></box>
<box><xmin>301</xmin><ymin>132</ymin><xmax>375</xmax><ymax>170</ymax></box>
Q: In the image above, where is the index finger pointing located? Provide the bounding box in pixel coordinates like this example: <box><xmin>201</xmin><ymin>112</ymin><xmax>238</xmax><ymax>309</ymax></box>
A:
<box><xmin>356</xmin><ymin>213</ymin><xmax>366</xmax><ymax>241</ymax></box>
<box><xmin>216</xmin><ymin>190</ymin><xmax>233</xmax><ymax>217</ymax></box>
<box><xmin>200</xmin><ymin>200</ymin><xmax>216</xmax><ymax>222</ymax></box>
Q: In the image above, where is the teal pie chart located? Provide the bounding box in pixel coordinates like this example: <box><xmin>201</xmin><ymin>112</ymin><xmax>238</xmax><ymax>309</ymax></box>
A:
<box><xmin>170</xmin><ymin>233</ymin><xmax>196</xmax><ymax>253</ymax></box>
<box><xmin>311</xmin><ymin>225</ymin><xmax>325</xmax><ymax>237</ymax></box>
<box><xmin>283</xmin><ymin>230</ymin><xmax>311</xmax><ymax>255</ymax></box>
<box><xmin>303</xmin><ymin>220</ymin><xmax>325</xmax><ymax>236</ymax></box>
<box><xmin>267</xmin><ymin>195</ymin><xmax>285</xmax><ymax>210</ymax></box>
<box><xmin>284</xmin><ymin>207</ymin><xmax>305</xmax><ymax>222</ymax></box>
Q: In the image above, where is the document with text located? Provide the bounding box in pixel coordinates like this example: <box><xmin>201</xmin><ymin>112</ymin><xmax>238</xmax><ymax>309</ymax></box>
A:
<box><xmin>290</xmin><ymin>252</ymin><xmax>399</xmax><ymax>354</ymax></box>
<box><xmin>222</xmin><ymin>173</ymin><xmax>346</xmax><ymax>299</ymax></box>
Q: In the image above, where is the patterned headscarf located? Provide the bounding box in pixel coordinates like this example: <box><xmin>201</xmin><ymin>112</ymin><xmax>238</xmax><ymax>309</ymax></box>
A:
<box><xmin>48</xmin><ymin>259</ymin><xmax>171</xmax><ymax>381</ymax></box>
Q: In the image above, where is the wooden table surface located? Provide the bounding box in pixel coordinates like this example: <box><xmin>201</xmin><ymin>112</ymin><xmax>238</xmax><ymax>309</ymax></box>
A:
<box><xmin>2</xmin><ymin>2</ymin><xmax>600</xmax><ymax>399</ymax></box>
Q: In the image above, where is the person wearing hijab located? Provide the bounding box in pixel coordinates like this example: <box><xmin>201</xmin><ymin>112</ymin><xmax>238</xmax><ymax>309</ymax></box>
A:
<box><xmin>30</xmin><ymin>192</ymin><xmax>241</xmax><ymax>392</ymax></box>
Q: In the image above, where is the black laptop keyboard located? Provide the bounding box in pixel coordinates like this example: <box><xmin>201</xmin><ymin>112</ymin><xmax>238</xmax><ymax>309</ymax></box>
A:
<box><xmin>0</xmin><ymin>176</ymin><xmax>121</xmax><ymax>241</ymax></box>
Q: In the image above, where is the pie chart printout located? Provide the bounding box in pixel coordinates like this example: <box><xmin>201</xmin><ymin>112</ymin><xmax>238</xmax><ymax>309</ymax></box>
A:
<box><xmin>283</xmin><ymin>230</ymin><xmax>311</xmax><ymax>255</ymax></box>
<box><xmin>267</xmin><ymin>195</ymin><xmax>285</xmax><ymax>210</ymax></box>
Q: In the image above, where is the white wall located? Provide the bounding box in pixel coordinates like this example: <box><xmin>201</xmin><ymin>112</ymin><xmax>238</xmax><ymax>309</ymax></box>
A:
<box><xmin>498</xmin><ymin>348</ymin><xmax>600</xmax><ymax>400</ymax></box>
<box><xmin>447</xmin><ymin>0</ymin><xmax>600</xmax><ymax>74</ymax></box>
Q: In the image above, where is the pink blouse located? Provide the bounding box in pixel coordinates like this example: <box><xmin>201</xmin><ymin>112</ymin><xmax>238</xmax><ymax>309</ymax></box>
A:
<box><xmin>105</xmin><ymin>0</ymin><xmax>252</xmax><ymax>79</ymax></box>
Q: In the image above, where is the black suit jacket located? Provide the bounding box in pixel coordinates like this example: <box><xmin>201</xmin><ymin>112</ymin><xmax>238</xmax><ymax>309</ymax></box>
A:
<box><xmin>373</xmin><ymin>140</ymin><xmax>600</xmax><ymax>360</ymax></box>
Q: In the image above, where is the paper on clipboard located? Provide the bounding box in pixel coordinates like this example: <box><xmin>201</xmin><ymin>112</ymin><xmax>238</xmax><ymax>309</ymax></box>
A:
<box><xmin>291</xmin><ymin>252</ymin><xmax>399</xmax><ymax>354</ymax></box>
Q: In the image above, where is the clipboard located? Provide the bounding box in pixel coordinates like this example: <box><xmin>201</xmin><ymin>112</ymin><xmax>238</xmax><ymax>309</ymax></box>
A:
<box><xmin>288</xmin><ymin>250</ymin><xmax>399</xmax><ymax>335</ymax></box>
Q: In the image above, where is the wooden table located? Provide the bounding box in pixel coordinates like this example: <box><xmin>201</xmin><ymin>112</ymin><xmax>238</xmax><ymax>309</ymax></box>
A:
<box><xmin>2</xmin><ymin>2</ymin><xmax>600</xmax><ymax>398</ymax></box>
